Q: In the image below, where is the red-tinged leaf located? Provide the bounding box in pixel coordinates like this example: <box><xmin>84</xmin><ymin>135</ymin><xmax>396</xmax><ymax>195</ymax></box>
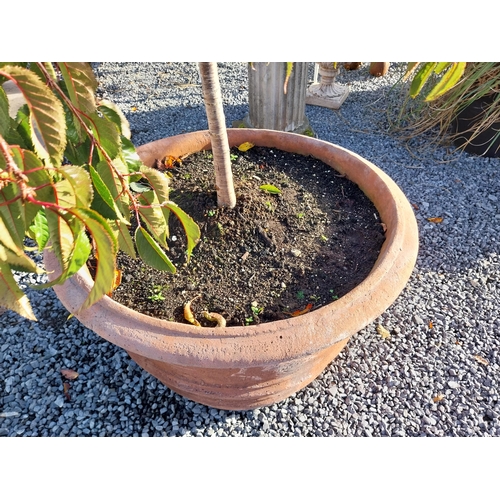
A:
<box><xmin>106</xmin><ymin>269</ymin><xmax>122</xmax><ymax>297</ymax></box>
<box><xmin>411</xmin><ymin>203</ymin><xmax>420</xmax><ymax>210</ymax></box>
<box><xmin>0</xmin><ymin>260</ymin><xmax>37</xmax><ymax>320</ymax></box>
<box><xmin>63</xmin><ymin>382</ymin><xmax>71</xmax><ymax>401</ymax></box>
<box><xmin>160</xmin><ymin>155</ymin><xmax>182</xmax><ymax>169</ymax></box>
<box><xmin>60</xmin><ymin>368</ymin><xmax>79</xmax><ymax>380</ymax></box>
<box><xmin>427</xmin><ymin>217</ymin><xmax>443</xmax><ymax>224</ymax></box>
<box><xmin>285</xmin><ymin>303</ymin><xmax>313</xmax><ymax>317</ymax></box>
<box><xmin>135</xmin><ymin>226</ymin><xmax>176</xmax><ymax>273</ymax></box>
<box><xmin>0</xmin><ymin>65</ymin><xmax>66</xmax><ymax>166</ymax></box>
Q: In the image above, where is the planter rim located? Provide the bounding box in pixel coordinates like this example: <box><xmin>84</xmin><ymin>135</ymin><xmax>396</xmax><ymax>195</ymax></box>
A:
<box><xmin>46</xmin><ymin>128</ymin><xmax>419</xmax><ymax>369</ymax></box>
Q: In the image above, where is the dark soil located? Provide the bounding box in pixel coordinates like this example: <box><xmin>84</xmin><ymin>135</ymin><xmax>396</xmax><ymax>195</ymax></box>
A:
<box><xmin>110</xmin><ymin>146</ymin><xmax>386</xmax><ymax>327</ymax></box>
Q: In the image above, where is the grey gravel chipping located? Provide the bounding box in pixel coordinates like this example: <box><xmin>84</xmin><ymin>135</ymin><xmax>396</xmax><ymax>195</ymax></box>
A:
<box><xmin>1</xmin><ymin>62</ymin><xmax>499</xmax><ymax>437</ymax></box>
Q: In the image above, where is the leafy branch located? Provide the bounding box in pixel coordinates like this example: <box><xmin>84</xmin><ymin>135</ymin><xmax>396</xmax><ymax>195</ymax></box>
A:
<box><xmin>0</xmin><ymin>62</ymin><xmax>200</xmax><ymax>320</ymax></box>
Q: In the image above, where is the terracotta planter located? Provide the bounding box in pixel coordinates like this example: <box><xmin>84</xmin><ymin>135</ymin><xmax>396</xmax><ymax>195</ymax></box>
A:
<box><xmin>45</xmin><ymin>129</ymin><xmax>419</xmax><ymax>411</ymax></box>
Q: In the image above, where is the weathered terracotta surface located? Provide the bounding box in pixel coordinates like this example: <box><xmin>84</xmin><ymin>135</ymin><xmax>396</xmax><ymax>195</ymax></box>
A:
<box><xmin>46</xmin><ymin>129</ymin><xmax>419</xmax><ymax>410</ymax></box>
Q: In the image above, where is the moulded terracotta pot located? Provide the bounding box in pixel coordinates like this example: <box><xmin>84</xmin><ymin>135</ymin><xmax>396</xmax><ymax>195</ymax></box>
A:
<box><xmin>45</xmin><ymin>129</ymin><xmax>419</xmax><ymax>411</ymax></box>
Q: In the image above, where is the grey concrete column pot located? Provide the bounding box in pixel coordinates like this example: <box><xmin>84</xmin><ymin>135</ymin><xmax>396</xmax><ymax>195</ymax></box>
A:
<box><xmin>45</xmin><ymin>129</ymin><xmax>419</xmax><ymax>411</ymax></box>
<box><xmin>236</xmin><ymin>62</ymin><xmax>313</xmax><ymax>135</ymax></box>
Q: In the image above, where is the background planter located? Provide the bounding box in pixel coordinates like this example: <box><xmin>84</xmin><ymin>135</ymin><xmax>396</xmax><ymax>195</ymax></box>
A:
<box><xmin>452</xmin><ymin>95</ymin><xmax>500</xmax><ymax>158</ymax></box>
<box><xmin>46</xmin><ymin>129</ymin><xmax>419</xmax><ymax>411</ymax></box>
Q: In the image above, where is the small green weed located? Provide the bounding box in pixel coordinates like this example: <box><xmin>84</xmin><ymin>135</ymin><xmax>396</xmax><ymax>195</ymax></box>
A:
<box><xmin>149</xmin><ymin>285</ymin><xmax>167</xmax><ymax>302</ymax></box>
<box><xmin>251</xmin><ymin>302</ymin><xmax>263</xmax><ymax>316</ymax></box>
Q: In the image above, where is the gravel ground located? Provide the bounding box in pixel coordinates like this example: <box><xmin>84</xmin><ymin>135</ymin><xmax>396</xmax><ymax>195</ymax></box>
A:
<box><xmin>1</xmin><ymin>62</ymin><xmax>499</xmax><ymax>437</ymax></box>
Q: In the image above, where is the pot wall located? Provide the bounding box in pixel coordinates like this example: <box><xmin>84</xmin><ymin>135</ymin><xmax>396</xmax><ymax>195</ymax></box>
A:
<box><xmin>47</xmin><ymin>129</ymin><xmax>419</xmax><ymax>410</ymax></box>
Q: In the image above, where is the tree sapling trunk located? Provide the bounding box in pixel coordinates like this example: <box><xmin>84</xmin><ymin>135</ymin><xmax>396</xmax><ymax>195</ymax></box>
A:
<box><xmin>198</xmin><ymin>62</ymin><xmax>237</xmax><ymax>209</ymax></box>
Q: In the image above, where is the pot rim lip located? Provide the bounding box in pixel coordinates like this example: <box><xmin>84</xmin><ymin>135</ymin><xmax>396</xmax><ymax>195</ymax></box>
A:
<box><xmin>47</xmin><ymin>129</ymin><xmax>419</xmax><ymax>362</ymax></box>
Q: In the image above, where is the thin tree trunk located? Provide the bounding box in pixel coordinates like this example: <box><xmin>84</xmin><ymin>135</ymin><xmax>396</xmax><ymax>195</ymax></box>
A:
<box><xmin>198</xmin><ymin>62</ymin><xmax>236</xmax><ymax>208</ymax></box>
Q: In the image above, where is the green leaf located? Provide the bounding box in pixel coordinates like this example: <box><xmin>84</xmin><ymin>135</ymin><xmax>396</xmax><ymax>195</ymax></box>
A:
<box><xmin>98</xmin><ymin>100</ymin><xmax>131</xmax><ymax>139</ymax></box>
<box><xmin>89</xmin><ymin>165</ymin><xmax>124</xmax><ymax>220</ymax></box>
<box><xmin>69</xmin><ymin>207</ymin><xmax>117</xmax><ymax>312</ymax></box>
<box><xmin>137</xmin><ymin>189</ymin><xmax>169</xmax><ymax>246</ymax></box>
<box><xmin>29</xmin><ymin>63</ymin><xmax>57</xmax><ymax>84</ymax></box>
<box><xmin>135</xmin><ymin>226</ymin><xmax>176</xmax><ymax>273</ymax></box>
<box><xmin>29</xmin><ymin>209</ymin><xmax>50</xmax><ymax>251</ymax></box>
<box><xmin>0</xmin><ymin>242</ymin><xmax>40</xmax><ymax>273</ymax></box>
<box><xmin>110</xmin><ymin>220</ymin><xmax>136</xmax><ymax>259</ymax></box>
<box><xmin>87</xmin><ymin>112</ymin><xmax>120</xmax><ymax>160</ymax></box>
<box><xmin>0</xmin><ymin>260</ymin><xmax>37</xmax><ymax>320</ymax></box>
<box><xmin>130</xmin><ymin>181</ymin><xmax>151</xmax><ymax>193</ymax></box>
<box><xmin>45</xmin><ymin>208</ymin><xmax>77</xmax><ymax>272</ymax></box>
<box><xmin>120</xmin><ymin>135</ymin><xmax>143</xmax><ymax>173</ymax></box>
<box><xmin>0</xmin><ymin>210</ymin><xmax>24</xmax><ymax>256</ymax></box>
<box><xmin>425</xmin><ymin>62</ymin><xmax>467</xmax><ymax>101</ymax></box>
<box><xmin>11</xmin><ymin>147</ymin><xmax>53</xmax><ymax>227</ymax></box>
<box><xmin>95</xmin><ymin>158</ymin><xmax>130</xmax><ymax>218</ymax></box>
<box><xmin>0</xmin><ymin>85</ymin><xmax>9</xmax><ymax>135</ymax></box>
<box><xmin>58</xmin><ymin>63</ymin><xmax>97</xmax><ymax>115</ymax></box>
<box><xmin>11</xmin><ymin>105</ymin><xmax>34</xmax><ymax>150</ymax></box>
<box><xmin>163</xmin><ymin>201</ymin><xmax>200</xmax><ymax>262</ymax></box>
<box><xmin>57</xmin><ymin>164</ymin><xmax>93</xmax><ymax>208</ymax></box>
<box><xmin>0</xmin><ymin>182</ymin><xmax>25</xmax><ymax>248</ymax></box>
<box><xmin>260</xmin><ymin>184</ymin><xmax>281</xmax><ymax>194</ymax></box>
<box><xmin>140</xmin><ymin>164</ymin><xmax>171</xmax><ymax>229</ymax></box>
<box><xmin>0</xmin><ymin>65</ymin><xmax>66</xmax><ymax>166</ymax></box>
<box><xmin>409</xmin><ymin>62</ymin><xmax>437</xmax><ymax>98</ymax></box>
<box><xmin>433</xmin><ymin>62</ymin><xmax>450</xmax><ymax>74</ymax></box>
<box><xmin>34</xmin><ymin>217</ymin><xmax>91</xmax><ymax>289</ymax></box>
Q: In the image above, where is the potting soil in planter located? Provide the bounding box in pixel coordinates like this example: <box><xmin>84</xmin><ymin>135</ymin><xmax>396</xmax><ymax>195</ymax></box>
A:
<box><xmin>109</xmin><ymin>146</ymin><xmax>386</xmax><ymax>327</ymax></box>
